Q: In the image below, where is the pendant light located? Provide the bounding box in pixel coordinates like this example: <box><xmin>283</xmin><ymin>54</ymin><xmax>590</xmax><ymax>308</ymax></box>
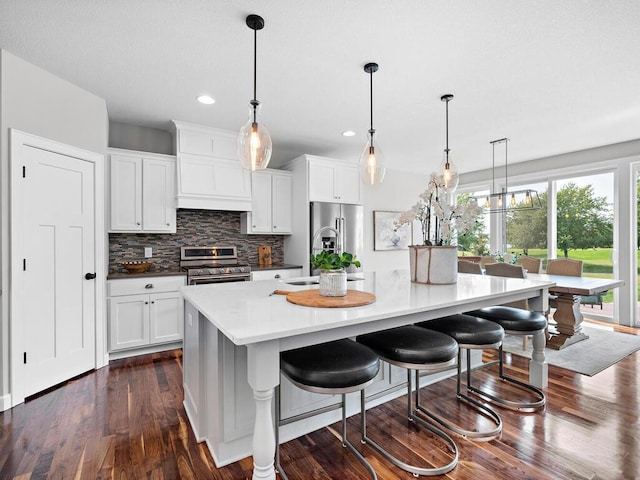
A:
<box><xmin>238</xmin><ymin>14</ymin><xmax>272</xmax><ymax>171</ymax></box>
<box><xmin>480</xmin><ymin>138</ymin><xmax>542</xmax><ymax>213</ymax></box>
<box><xmin>359</xmin><ymin>62</ymin><xmax>386</xmax><ymax>185</ymax></box>
<box><xmin>439</xmin><ymin>94</ymin><xmax>459</xmax><ymax>192</ymax></box>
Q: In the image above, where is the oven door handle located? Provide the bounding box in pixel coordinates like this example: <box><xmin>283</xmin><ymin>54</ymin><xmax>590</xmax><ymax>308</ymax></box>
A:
<box><xmin>188</xmin><ymin>273</ymin><xmax>251</xmax><ymax>285</ymax></box>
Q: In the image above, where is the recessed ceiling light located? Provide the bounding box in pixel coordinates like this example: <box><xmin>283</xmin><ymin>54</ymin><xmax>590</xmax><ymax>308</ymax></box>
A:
<box><xmin>342</xmin><ymin>130</ymin><xmax>356</xmax><ymax>137</ymax></box>
<box><xmin>197</xmin><ymin>95</ymin><xmax>215</xmax><ymax>105</ymax></box>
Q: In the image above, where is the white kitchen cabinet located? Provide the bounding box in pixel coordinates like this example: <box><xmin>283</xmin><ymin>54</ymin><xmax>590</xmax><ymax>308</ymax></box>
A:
<box><xmin>109</xmin><ymin>149</ymin><xmax>176</xmax><ymax>233</ymax></box>
<box><xmin>240</xmin><ymin>170</ymin><xmax>293</xmax><ymax>235</ymax></box>
<box><xmin>171</xmin><ymin>121</ymin><xmax>252</xmax><ymax>211</ymax></box>
<box><xmin>308</xmin><ymin>157</ymin><xmax>361</xmax><ymax>204</ymax></box>
<box><xmin>250</xmin><ymin>267</ymin><xmax>302</xmax><ymax>281</ymax></box>
<box><xmin>107</xmin><ymin>276</ymin><xmax>185</xmax><ymax>354</ymax></box>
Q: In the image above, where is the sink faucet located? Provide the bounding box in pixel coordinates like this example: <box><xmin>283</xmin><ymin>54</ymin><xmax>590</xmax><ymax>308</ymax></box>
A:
<box><xmin>311</xmin><ymin>226</ymin><xmax>343</xmax><ymax>255</ymax></box>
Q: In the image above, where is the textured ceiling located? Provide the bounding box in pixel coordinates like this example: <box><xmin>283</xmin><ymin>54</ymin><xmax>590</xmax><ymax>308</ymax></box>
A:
<box><xmin>1</xmin><ymin>0</ymin><xmax>639</xmax><ymax>173</ymax></box>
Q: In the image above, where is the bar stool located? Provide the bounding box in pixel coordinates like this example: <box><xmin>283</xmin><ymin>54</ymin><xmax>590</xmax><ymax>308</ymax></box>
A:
<box><xmin>356</xmin><ymin>325</ymin><xmax>459</xmax><ymax>476</ymax></box>
<box><xmin>275</xmin><ymin>338</ymin><xmax>380</xmax><ymax>480</ymax></box>
<box><xmin>466</xmin><ymin>306</ymin><xmax>547</xmax><ymax>411</ymax></box>
<box><xmin>415</xmin><ymin>314</ymin><xmax>504</xmax><ymax>440</ymax></box>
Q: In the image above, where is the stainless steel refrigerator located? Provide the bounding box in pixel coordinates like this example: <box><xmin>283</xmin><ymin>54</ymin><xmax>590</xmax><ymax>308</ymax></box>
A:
<box><xmin>310</xmin><ymin>202</ymin><xmax>364</xmax><ymax>275</ymax></box>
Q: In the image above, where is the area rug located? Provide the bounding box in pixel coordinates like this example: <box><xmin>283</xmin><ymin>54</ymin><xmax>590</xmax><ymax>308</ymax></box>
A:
<box><xmin>501</xmin><ymin>325</ymin><xmax>640</xmax><ymax>376</ymax></box>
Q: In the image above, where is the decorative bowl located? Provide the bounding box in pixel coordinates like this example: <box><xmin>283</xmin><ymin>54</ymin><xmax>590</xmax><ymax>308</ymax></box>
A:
<box><xmin>122</xmin><ymin>261</ymin><xmax>153</xmax><ymax>274</ymax></box>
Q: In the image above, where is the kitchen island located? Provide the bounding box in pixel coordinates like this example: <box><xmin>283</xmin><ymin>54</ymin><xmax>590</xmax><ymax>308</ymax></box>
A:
<box><xmin>182</xmin><ymin>270</ymin><xmax>553</xmax><ymax>480</ymax></box>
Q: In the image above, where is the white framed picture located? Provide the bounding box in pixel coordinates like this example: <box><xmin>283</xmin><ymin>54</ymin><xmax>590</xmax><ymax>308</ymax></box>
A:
<box><xmin>373</xmin><ymin>211</ymin><xmax>412</xmax><ymax>251</ymax></box>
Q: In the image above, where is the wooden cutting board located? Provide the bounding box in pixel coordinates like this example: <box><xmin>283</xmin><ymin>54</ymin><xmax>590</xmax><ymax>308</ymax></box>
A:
<box><xmin>274</xmin><ymin>289</ymin><xmax>376</xmax><ymax>308</ymax></box>
<box><xmin>258</xmin><ymin>245</ymin><xmax>272</xmax><ymax>266</ymax></box>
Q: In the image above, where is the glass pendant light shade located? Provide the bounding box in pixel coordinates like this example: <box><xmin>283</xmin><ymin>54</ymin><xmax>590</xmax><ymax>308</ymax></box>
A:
<box><xmin>438</xmin><ymin>152</ymin><xmax>459</xmax><ymax>192</ymax></box>
<box><xmin>238</xmin><ymin>101</ymin><xmax>272</xmax><ymax>171</ymax></box>
<box><xmin>359</xmin><ymin>131</ymin><xmax>386</xmax><ymax>185</ymax></box>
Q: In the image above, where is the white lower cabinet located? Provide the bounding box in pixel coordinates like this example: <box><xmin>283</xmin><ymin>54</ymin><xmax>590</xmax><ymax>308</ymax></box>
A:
<box><xmin>108</xmin><ymin>276</ymin><xmax>186</xmax><ymax>353</ymax></box>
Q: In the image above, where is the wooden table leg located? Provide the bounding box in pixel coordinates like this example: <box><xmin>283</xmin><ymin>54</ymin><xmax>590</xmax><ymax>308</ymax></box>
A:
<box><xmin>547</xmin><ymin>293</ymin><xmax>590</xmax><ymax>350</ymax></box>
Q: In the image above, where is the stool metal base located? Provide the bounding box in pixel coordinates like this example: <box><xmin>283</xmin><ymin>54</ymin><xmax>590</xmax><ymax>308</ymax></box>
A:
<box><xmin>275</xmin><ymin>387</ymin><xmax>377</xmax><ymax>480</ymax></box>
<box><xmin>360</xmin><ymin>370</ymin><xmax>459</xmax><ymax>477</ymax></box>
<box><xmin>415</xmin><ymin>349</ymin><xmax>502</xmax><ymax>440</ymax></box>
<box><xmin>469</xmin><ymin>344</ymin><xmax>546</xmax><ymax>412</ymax></box>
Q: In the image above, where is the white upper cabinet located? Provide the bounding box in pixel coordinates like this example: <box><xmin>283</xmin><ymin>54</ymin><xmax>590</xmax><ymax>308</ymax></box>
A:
<box><xmin>109</xmin><ymin>149</ymin><xmax>176</xmax><ymax>233</ymax></box>
<box><xmin>308</xmin><ymin>157</ymin><xmax>361</xmax><ymax>204</ymax></box>
<box><xmin>172</xmin><ymin>121</ymin><xmax>252</xmax><ymax>211</ymax></box>
<box><xmin>241</xmin><ymin>169</ymin><xmax>292</xmax><ymax>235</ymax></box>
<box><xmin>271</xmin><ymin>172</ymin><xmax>293</xmax><ymax>233</ymax></box>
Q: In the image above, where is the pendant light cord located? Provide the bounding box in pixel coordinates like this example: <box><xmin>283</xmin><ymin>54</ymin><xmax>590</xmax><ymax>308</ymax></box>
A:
<box><xmin>253</xmin><ymin>27</ymin><xmax>257</xmax><ymax>102</ymax></box>
<box><xmin>505</xmin><ymin>138</ymin><xmax>508</xmax><ymax>192</ymax></box>
<box><xmin>369</xmin><ymin>69</ymin><xmax>375</xmax><ymax>139</ymax></box>
<box><xmin>445</xmin><ymin>98</ymin><xmax>450</xmax><ymax>160</ymax></box>
<box><xmin>491</xmin><ymin>141</ymin><xmax>496</xmax><ymax>193</ymax></box>
<box><xmin>252</xmin><ymin>27</ymin><xmax>258</xmax><ymax>124</ymax></box>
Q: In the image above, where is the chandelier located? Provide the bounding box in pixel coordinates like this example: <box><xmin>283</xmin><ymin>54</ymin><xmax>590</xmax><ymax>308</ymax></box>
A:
<box><xmin>480</xmin><ymin>138</ymin><xmax>542</xmax><ymax>213</ymax></box>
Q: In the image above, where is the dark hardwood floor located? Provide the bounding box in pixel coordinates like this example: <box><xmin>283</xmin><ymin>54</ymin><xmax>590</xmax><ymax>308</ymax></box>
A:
<box><xmin>1</xmin><ymin>320</ymin><xmax>639</xmax><ymax>480</ymax></box>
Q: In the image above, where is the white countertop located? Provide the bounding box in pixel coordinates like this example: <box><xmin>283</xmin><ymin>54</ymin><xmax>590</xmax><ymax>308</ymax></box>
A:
<box><xmin>181</xmin><ymin>269</ymin><xmax>555</xmax><ymax>346</ymax></box>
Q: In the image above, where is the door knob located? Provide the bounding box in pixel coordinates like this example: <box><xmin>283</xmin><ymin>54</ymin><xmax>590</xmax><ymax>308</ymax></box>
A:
<box><xmin>85</xmin><ymin>272</ymin><xmax>96</xmax><ymax>280</ymax></box>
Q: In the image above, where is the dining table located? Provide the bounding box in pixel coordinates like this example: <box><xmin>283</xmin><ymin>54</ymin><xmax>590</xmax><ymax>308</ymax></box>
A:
<box><xmin>526</xmin><ymin>273</ymin><xmax>624</xmax><ymax>350</ymax></box>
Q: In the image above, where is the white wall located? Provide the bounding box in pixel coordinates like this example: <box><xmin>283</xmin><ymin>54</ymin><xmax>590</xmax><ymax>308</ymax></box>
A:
<box><xmin>0</xmin><ymin>49</ymin><xmax>108</xmax><ymax>409</ymax></box>
<box><xmin>361</xmin><ymin>169</ymin><xmax>428</xmax><ymax>272</ymax></box>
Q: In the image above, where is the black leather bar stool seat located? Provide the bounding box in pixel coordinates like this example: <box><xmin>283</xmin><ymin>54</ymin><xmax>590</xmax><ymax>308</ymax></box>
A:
<box><xmin>356</xmin><ymin>326</ymin><xmax>459</xmax><ymax>476</ymax></box>
<box><xmin>276</xmin><ymin>339</ymin><xmax>380</xmax><ymax>480</ymax></box>
<box><xmin>416</xmin><ymin>314</ymin><xmax>504</xmax><ymax>439</ymax></box>
<box><xmin>469</xmin><ymin>306</ymin><xmax>547</xmax><ymax>332</ymax></box>
<box><xmin>281</xmin><ymin>339</ymin><xmax>380</xmax><ymax>391</ymax></box>
<box><xmin>466</xmin><ymin>306</ymin><xmax>547</xmax><ymax>411</ymax></box>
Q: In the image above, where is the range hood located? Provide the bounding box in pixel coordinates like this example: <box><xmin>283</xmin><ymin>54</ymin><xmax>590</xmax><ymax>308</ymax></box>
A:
<box><xmin>173</xmin><ymin>120</ymin><xmax>253</xmax><ymax>212</ymax></box>
<box><xmin>176</xmin><ymin>154</ymin><xmax>252</xmax><ymax>211</ymax></box>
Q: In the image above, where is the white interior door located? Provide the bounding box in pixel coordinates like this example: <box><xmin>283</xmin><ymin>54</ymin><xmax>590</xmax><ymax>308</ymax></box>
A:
<box><xmin>12</xmin><ymin>136</ymin><xmax>96</xmax><ymax>398</ymax></box>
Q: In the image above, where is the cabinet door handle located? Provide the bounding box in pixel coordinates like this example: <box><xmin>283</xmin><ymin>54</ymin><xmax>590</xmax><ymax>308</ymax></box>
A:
<box><xmin>151</xmin><ymin>301</ymin><xmax>155</xmax><ymax>304</ymax></box>
<box><xmin>145</xmin><ymin>284</ymin><xmax>154</xmax><ymax>289</ymax></box>
<box><xmin>145</xmin><ymin>301</ymin><xmax>149</xmax><ymax>305</ymax></box>
<box><xmin>275</xmin><ymin>274</ymin><xmax>281</xmax><ymax>279</ymax></box>
<box><xmin>85</xmin><ymin>272</ymin><xmax>96</xmax><ymax>280</ymax></box>
<box><xmin>136</xmin><ymin>222</ymin><xmax>141</xmax><ymax>226</ymax></box>
<box><xmin>166</xmin><ymin>223</ymin><xmax>170</xmax><ymax>226</ymax></box>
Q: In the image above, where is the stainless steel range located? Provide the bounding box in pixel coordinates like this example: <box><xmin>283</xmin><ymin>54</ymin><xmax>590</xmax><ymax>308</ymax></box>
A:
<box><xmin>181</xmin><ymin>246</ymin><xmax>251</xmax><ymax>285</ymax></box>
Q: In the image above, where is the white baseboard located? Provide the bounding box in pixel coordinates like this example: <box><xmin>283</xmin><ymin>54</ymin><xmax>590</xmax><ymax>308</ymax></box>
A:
<box><xmin>0</xmin><ymin>394</ymin><xmax>12</xmax><ymax>412</ymax></box>
<box><xmin>108</xmin><ymin>341</ymin><xmax>182</xmax><ymax>361</ymax></box>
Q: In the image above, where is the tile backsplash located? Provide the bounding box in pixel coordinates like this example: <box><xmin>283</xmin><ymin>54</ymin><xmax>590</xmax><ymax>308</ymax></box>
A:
<box><xmin>109</xmin><ymin>209</ymin><xmax>285</xmax><ymax>274</ymax></box>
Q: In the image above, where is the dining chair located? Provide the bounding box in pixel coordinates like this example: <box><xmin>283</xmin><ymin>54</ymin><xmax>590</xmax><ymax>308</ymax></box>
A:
<box><xmin>517</xmin><ymin>256</ymin><xmax>542</xmax><ymax>274</ymax></box>
<box><xmin>458</xmin><ymin>260</ymin><xmax>483</xmax><ymax>274</ymax></box>
<box><xmin>546</xmin><ymin>258</ymin><xmax>583</xmax><ymax>277</ymax></box>
<box><xmin>479</xmin><ymin>256</ymin><xmax>496</xmax><ymax>268</ymax></box>
<box><xmin>484</xmin><ymin>262</ymin><xmax>531</xmax><ymax>349</ymax></box>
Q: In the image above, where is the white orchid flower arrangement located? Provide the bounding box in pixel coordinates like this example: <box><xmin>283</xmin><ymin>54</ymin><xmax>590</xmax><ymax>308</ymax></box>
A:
<box><xmin>396</xmin><ymin>172</ymin><xmax>483</xmax><ymax>246</ymax></box>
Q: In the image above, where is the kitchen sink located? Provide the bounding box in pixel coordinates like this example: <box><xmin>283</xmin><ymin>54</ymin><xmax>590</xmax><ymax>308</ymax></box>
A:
<box><xmin>285</xmin><ymin>276</ymin><xmax>364</xmax><ymax>286</ymax></box>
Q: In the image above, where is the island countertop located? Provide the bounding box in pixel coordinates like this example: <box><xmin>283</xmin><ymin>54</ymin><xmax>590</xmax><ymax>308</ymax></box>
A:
<box><xmin>181</xmin><ymin>269</ymin><xmax>554</xmax><ymax>347</ymax></box>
